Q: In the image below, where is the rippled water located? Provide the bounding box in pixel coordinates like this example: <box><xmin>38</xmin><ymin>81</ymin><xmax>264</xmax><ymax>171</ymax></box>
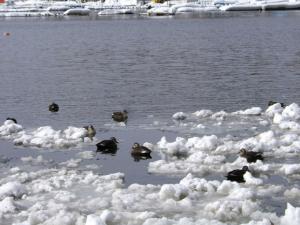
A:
<box><xmin>0</xmin><ymin>11</ymin><xmax>300</xmax><ymax>186</ymax></box>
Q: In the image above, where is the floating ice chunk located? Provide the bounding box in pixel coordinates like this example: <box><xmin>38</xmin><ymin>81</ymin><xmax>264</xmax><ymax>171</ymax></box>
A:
<box><xmin>0</xmin><ymin>197</ymin><xmax>16</xmax><ymax>214</ymax></box>
<box><xmin>100</xmin><ymin>210</ymin><xmax>115</xmax><ymax>224</ymax></box>
<box><xmin>0</xmin><ymin>182</ymin><xmax>26</xmax><ymax>199</ymax></box>
<box><xmin>159</xmin><ymin>184</ymin><xmax>189</xmax><ymax>201</ymax></box>
<box><xmin>64</xmin><ymin>126</ymin><xmax>87</xmax><ymax>139</ymax></box>
<box><xmin>233</xmin><ymin>107</ymin><xmax>262</xmax><ymax>116</ymax></box>
<box><xmin>241</xmin><ymin>218</ymin><xmax>274</xmax><ymax>225</ymax></box>
<box><xmin>282</xmin><ymin>103</ymin><xmax>300</xmax><ymax>120</ymax></box>
<box><xmin>280</xmin><ymin>134</ymin><xmax>298</xmax><ymax>146</ymax></box>
<box><xmin>0</xmin><ymin>120</ymin><xmax>23</xmax><ymax>137</ymax></box>
<box><xmin>284</xmin><ymin>188</ymin><xmax>300</xmax><ymax>199</ymax></box>
<box><xmin>54</xmin><ymin>191</ymin><xmax>76</xmax><ymax>202</ymax></box>
<box><xmin>186</xmin><ymin>135</ymin><xmax>218</xmax><ymax>152</ymax></box>
<box><xmin>211</xmin><ymin>111</ymin><xmax>227</xmax><ymax>120</ymax></box>
<box><xmin>172</xmin><ymin>112</ymin><xmax>188</xmax><ymax>120</ymax></box>
<box><xmin>244</xmin><ymin>172</ymin><xmax>263</xmax><ymax>185</ymax></box>
<box><xmin>265</xmin><ymin>103</ymin><xmax>284</xmax><ymax>118</ymax></box>
<box><xmin>77</xmin><ymin>151</ymin><xmax>95</xmax><ymax>159</ymax></box>
<box><xmin>281</xmin><ymin>203</ymin><xmax>300</xmax><ymax>225</ymax></box>
<box><xmin>179</xmin><ymin>173</ymin><xmax>219</xmax><ymax>193</ymax></box>
<box><xmin>280</xmin><ymin>164</ymin><xmax>300</xmax><ymax>175</ymax></box>
<box><xmin>10</xmin><ymin>125</ymin><xmax>88</xmax><ymax>149</ymax></box>
<box><xmin>278</xmin><ymin>121</ymin><xmax>300</xmax><ymax>131</ymax></box>
<box><xmin>196</xmin><ymin>124</ymin><xmax>206</xmax><ymax>129</ymax></box>
<box><xmin>86</xmin><ymin>214</ymin><xmax>105</xmax><ymax>225</ymax></box>
<box><xmin>192</xmin><ymin>109</ymin><xmax>213</xmax><ymax>118</ymax></box>
<box><xmin>21</xmin><ymin>155</ymin><xmax>51</xmax><ymax>165</ymax></box>
<box><xmin>204</xmin><ymin>199</ymin><xmax>258</xmax><ymax>221</ymax></box>
<box><xmin>157</xmin><ymin>136</ymin><xmax>188</xmax><ymax>156</ymax></box>
<box><xmin>60</xmin><ymin>158</ymin><xmax>82</xmax><ymax>168</ymax></box>
<box><xmin>187</xmin><ymin>151</ymin><xmax>225</xmax><ymax>164</ymax></box>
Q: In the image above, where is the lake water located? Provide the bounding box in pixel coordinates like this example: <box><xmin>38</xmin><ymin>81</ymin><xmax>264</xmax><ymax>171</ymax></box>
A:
<box><xmin>1</xmin><ymin>11</ymin><xmax>300</xmax><ymax>184</ymax></box>
<box><xmin>0</xmin><ymin>12</ymin><xmax>300</xmax><ymax>223</ymax></box>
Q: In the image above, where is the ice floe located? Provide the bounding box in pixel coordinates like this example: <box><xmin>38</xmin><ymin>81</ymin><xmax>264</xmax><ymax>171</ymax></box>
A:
<box><xmin>0</xmin><ymin>103</ymin><xmax>300</xmax><ymax>224</ymax></box>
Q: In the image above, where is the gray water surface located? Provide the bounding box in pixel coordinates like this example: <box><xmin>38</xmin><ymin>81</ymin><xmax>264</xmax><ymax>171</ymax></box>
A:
<box><xmin>0</xmin><ymin>11</ymin><xmax>300</xmax><ymax>185</ymax></box>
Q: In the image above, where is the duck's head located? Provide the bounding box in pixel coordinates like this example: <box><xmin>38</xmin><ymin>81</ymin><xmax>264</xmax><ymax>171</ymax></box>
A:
<box><xmin>242</xmin><ymin>166</ymin><xmax>249</xmax><ymax>171</ymax></box>
<box><xmin>110</xmin><ymin>137</ymin><xmax>118</xmax><ymax>143</ymax></box>
<box><xmin>239</xmin><ymin>148</ymin><xmax>247</xmax><ymax>156</ymax></box>
<box><xmin>132</xmin><ymin>143</ymin><xmax>140</xmax><ymax>149</ymax></box>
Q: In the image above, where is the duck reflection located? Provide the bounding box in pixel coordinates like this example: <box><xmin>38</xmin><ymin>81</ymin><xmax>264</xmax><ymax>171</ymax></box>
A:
<box><xmin>131</xmin><ymin>154</ymin><xmax>152</xmax><ymax>162</ymax></box>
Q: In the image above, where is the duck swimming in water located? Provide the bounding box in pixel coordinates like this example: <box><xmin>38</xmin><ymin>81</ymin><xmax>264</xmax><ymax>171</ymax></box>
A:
<box><xmin>226</xmin><ymin>166</ymin><xmax>249</xmax><ymax>183</ymax></box>
<box><xmin>131</xmin><ymin>143</ymin><xmax>152</xmax><ymax>156</ymax></box>
<box><xmin>112</xmin><ymin>110</ymin><xmax>128</xmax><ymax>123</ymax></box>
<box><xmin>131</xmin><ymin>143</ymin><xmax>152</xmax><ymax>161</ymax></box>
<box><xmin>49</xmin><ymin>102</ymin><xmax>59</xmax><ymax>112</ymax></box>
<box><xmin>239</xmin><ymin>148</ymin><xmax>264</xmax><ymax>163</ymax></box>
<box><xmin>96</xmin><ymin>137</ymin><xmax>118</xmax><ymax>153</ymax></box>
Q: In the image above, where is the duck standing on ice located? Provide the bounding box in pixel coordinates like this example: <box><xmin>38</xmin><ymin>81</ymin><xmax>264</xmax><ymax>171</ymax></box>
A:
<box><xmin>226</xmin><ymin>166</ymin><xmax>249</xmax><ymax>183</ymax></box>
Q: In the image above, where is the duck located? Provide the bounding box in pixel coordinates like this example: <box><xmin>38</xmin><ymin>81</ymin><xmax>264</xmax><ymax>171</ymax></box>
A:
<box><xmin>96</xmin><ymin>137</ymin><xmax>118</xmax><ymax>153</ymax></box>
<box><xmin>112</xmin><ymin>110</ymin><xmax>128</xmax><ymax>123</ymax></box>
<box><xmin>131</xmin><ymin>143</ymin><xmax>152</xmax><ymax>156</ymax></box>
<box><xmin>239</xmin><ymin>148</ymin><xmax>264</xmax><ymax>163</ymax></box>
<box><xmin>83</xmin><ymin>125</ymin><xmax>96</xmax><ymax>141</ymax></box>
<box><xmin>49</xmin><ymin>102</ymin><xmax>59</xmax><ymax>112</ymax></box>
<box><xmin>226</xmin><ymin>166</ymin><xmax>249</xmax><ymax>183</ymax></box>
<box><xmin>6</xmin><ymin>117</ymin><xmax>17</xmax><ymax>123</ymax></box>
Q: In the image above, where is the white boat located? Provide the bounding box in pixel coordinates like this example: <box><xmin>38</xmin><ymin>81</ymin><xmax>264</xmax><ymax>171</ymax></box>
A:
<box><xmin>0</xmin><ymin>11</ymin><xmax>53</xmax><ymax>16</ymax></box>
<box><xmin>220</xmin><ymin>0</ymin><xmax>300</xmax><ymax>11</ymax></box>
<box><xmin>169</xmin><ymin>3</ymin><xmax>217</xmax><ymax>14</ymax></box>
<box><xmin>98</xmin><ymin>8</ymin><xmax>135</xmax><ymax>15</ymax></box>
<box><xmin>63</xmin><ymin>8</ymin><xmax>90</xmax><ymax>16</ymax></box>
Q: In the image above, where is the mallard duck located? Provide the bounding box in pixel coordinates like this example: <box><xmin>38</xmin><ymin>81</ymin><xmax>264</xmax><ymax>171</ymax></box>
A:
<box><xmin>226</xmin><ymin>166</ymin><xmax>249</xmax><ymax>183</ymax></box>
<box><xmin>131</xmin><ymin>143</ymin><xmax>152</xmax><ymax>156</ymax></box>
<box><xmin>96</xmin><ymin>137</ymin><xmax>118</xmax><ymax>153</ymax></box>
<box><xmin>84</xmin><ymin>125</ymin><xmax>96</xmax><ymax>141</ymax></box>
<box><xmin>6</xmin><ymin>117</ymin><xmax>17</xmax><ymax>123</ymax></box>
<box><xmin>112</xmin><ymin>110</ymin><xmax>128</xmax><ymax>122</ymax></box>
<box><xmin>49</xmin><ymin>102</ymin><xmax>59</xmax><ymax>112</ymax></box>
<box><xmin>239</xmin><ymin>149</ymin><xmax>264</xmax><ymax>163</ymax></box>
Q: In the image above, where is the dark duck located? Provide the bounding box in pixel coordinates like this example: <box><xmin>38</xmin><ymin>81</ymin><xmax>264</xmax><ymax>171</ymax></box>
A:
<box><xmin>131</xmin><ymin>143</ymin><xmax>152</xmax><ymax>161</ymax></box>
<box><xmin>96</xmin><ymin>137</ymin><xmax>118</xmax><ymax>153</ymax></box>
<box><xmin>226</xmin><ymin>166</ymin><xmax>249</xmax><ymax>183</ymax></box>
<box><xmin>239</xmin><ymin>148</ymin><xmax>264</xmax><ymax>163</ymax></box>
<box><xmin>49</xmin><ymin>102</ymin><xmax>59</xmax><ymax>112</ymax></box>
<box><xmin>6</xmin><ymin>117</ymin><xmax>17</xmax><ymax>123</ymax></box>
